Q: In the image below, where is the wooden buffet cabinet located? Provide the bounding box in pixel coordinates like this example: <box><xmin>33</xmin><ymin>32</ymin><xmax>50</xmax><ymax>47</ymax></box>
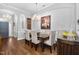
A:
<box><xmin>57</xmin><ymin>38</ymin><xmax>79</xmax><ymax>55</ymax></box>
<box><xmin>0</xmin><ymin>37</ymin><xmax>4</xmax><ymax>51</ymax></box>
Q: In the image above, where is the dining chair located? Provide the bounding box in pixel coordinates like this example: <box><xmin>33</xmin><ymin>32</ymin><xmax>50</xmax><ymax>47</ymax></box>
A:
<box><xmin>44</xmin><ymin>31</ymin><xmax>56</xmax><ymax>53</ymax></box>
<box><xmin>25</xmin><ymin>30</ymin><xmax>31</xmax><ymax>45</ymax></box>
<box><xmin>31</xmin><ymin>31</ymin><xmax>41</xmax><ymax>51</ymax></box>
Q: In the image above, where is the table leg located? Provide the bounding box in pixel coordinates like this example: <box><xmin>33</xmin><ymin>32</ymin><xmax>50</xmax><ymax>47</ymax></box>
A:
<box><xmin>41</xmin><ymin>40</ymin><xmax>44</xmax><ymax>52</ymax></box>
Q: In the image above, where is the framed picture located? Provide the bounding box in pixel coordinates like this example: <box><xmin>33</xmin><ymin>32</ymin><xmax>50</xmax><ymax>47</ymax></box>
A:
<box><xmin>27</xmin><ymin>18</ymin><xmax>31</xmax><ymax>29</ymax></box>
<box><xmin>41</xmin><ymin>15</ymin><xmax>51</xmax><ymax>29</ymax></box>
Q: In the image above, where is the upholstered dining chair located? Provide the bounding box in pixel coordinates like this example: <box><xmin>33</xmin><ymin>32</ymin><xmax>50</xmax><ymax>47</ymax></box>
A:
<box><xmin>25</xmin><ymin>30</ymin><xmax>31</xmax><ymax>45</ymax></box>
<box><xmin>44</xmin><ymin>31</ymin><xmax>56</xmax><ymax>53</ymax></box>
<box><xmin>31</xmin><ymin>31</ymin><xmax>41</xmax><ymax>51</ymax></box>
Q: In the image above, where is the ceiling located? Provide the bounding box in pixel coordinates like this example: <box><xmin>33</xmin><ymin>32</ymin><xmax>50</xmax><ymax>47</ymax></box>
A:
<box><xmin>2</xmin><ymin>3</ymin><xmax>54</xmax><ymax>14</ymax></box>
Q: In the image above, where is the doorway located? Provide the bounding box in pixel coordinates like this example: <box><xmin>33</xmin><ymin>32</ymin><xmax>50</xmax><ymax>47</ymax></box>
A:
<box><xmin>0</xmin><ymin>22</ymin><xmax>9</xmax><ymax>38</ymax></box>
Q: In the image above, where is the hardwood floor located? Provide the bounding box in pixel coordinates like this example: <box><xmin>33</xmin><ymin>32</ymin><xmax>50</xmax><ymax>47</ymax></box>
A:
<box><xmin>0</xmin><ymin>38</ymin><xmax>57</xmax><ymax>55</ymax></box>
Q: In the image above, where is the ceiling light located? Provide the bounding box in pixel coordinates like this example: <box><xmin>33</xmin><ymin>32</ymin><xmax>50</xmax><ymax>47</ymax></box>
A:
<box><xmin>32</xmin><ymin>3</ymin><xmax>40</xmax><ymax>20</ymax></box>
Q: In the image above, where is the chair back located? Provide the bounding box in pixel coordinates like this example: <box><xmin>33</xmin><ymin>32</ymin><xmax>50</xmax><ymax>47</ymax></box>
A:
<box><xmin>26</xmin><ymin>31</ymin><xmax>31</xmax><ymax>41</ymax></box>
<box><xmin>50</xmin><ymin>31</ymin><xmax>56</xmax><ymax>45</ymax></box>
<box><xmin>31</xmin><ymin>31</ymin><xmax>40</xmax><ymax>44</ymax></box>
<box><xmin>44</xmin><ymin>31</ymin><xmax>56</xmax><ymax>46</ymax></box>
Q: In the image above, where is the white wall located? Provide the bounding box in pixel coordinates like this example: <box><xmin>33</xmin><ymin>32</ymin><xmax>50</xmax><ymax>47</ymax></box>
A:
<box><xmin>76</xmin><ymin>3</ymin><xmax>79</xmax><ymax>31</ymax></box>
<box><xmin>13</xmin><ymin>14</ymin><xmax>31</xmax><ymax>40</ymax></box>
<box><xmin>12</xmin><ymin>13</ymin><xmax>31</xmax><ymax>40</ymax></box>
<box><xmin>51</xmin><ymin>7</ymin><xmax>75</xmax><ymax>31</ymax></box>
<box><xmin>32</xmin><ymin>3</ymin><xmax>75</xmax><ymax>32</ymax></box>
<box><xmin>76</xmin><ymin>3</ymin><xmax>79</xmax><ymax>37</ymax></box>
<box><xmin>17</xmin><ymin>14</ymin><xmax>25</xmax><ymax>40</ymax></box>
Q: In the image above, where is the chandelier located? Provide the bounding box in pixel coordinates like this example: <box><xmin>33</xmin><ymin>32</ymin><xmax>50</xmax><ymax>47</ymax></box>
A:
<box><xmin>32</xmin><ymin>3</ymin><xmax>40</xmax><ymax>21</ymax></box>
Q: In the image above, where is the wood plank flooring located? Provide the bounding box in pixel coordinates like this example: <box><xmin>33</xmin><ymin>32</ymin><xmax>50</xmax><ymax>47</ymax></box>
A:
<box><xmin>0</xmin><ymin>38</ymin><xmax>57</xmax><ymax>55</ymax></box>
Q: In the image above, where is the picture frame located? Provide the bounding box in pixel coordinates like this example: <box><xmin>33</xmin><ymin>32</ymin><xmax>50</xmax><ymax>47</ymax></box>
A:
<box><xmin>27</xmin><ymin>18</ymin><xmax>31</xmax><ymax>30</ymax></box>
<box><xmin>41</xmin><ymin>15</ymin><xmax>51</xmax><ymax>29</ymax></box>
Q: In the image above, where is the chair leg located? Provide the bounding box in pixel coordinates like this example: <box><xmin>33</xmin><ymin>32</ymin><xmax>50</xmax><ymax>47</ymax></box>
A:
<box><xmin>53</xmin><ymin>43</ymin><xmax>57</xmax><ymax>51</ymax></box>
<box><xmin>27</xmin><ymin>41</ymin><xmax>29</xmax><ymax>45</ymax></box>
<box><xmin>25</xmin><ymin>40</ymin><xmax>30</xmax><ymax>45</ymax></box>
<box><xmin>53</xmin><ymin>45</ymin><xmax>55</xmax><ymax>50</ymax></box>
<box><xmin>50</xmin><ymin>46</ymin><xmax>52</xmax><ymax>53</ymax></box>
<box><xmin>25</xmin><ymin>40</ymin><xmax>27</xmax><ymax>44</ymax></box>
<box><xmin>35</xmin><ymin>44</ymin><xmax>38</xmax><ymax>51</ymax></box>
<box><xmin>41</xmin><ymin>43</ymin><xmax>44</xmax><ymax>52</ymax></box>
<box><xmin>31</xmin><ymin>43</ymin><xmax>33</xmax><ymax>48</ymax></box>
<box><xmin>29</xmin><ymin>40</ymin><xmax>31</xmax><ymax>46</ymax></box>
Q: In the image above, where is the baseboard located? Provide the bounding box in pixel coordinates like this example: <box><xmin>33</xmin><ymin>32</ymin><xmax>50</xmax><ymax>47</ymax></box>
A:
<box><xmin>17</xmin><ymin>38</ymin><xmax>25</xmax><ymax>40</ymax></box>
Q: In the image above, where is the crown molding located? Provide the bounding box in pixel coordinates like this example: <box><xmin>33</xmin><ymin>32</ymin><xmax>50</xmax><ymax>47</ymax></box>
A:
<box><xmin>0</xmin><ymin>4</ymin><xmax>32</xmax><ymax>15</ymax></box>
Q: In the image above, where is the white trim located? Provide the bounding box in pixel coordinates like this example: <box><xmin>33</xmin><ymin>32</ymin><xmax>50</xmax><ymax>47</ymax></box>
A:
<box><xmin>0</xmin><ymin>9</ymin><xmax>14</xmax><ymax>15</ymax></box>
<box><xmin>0</xmin><ymin>4</ymin><xmax>25</xmax><ymax>13</ymax></box>
<box><xmin>0</xmin><ymin>4</ymin><xmax>31</xmax><ymax>15</ymax></box>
